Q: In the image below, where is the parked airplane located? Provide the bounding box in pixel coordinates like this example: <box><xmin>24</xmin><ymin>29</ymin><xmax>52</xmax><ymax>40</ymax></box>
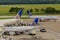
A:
<box><xmin>27</xmin><ymin>10</ymin><xmax>58</xmax><ymax>22</ymax></box>
<box><xmin>0</xmin><ymin>9</ymin><xmax>23</xmax><ymax>27</ymax></box>
<box><xmin>3</xmin><ymin>18</ymin><xmax>39</xmax><ymax>36</ymax></box>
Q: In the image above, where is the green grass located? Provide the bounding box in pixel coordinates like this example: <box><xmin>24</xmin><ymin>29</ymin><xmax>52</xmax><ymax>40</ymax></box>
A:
<box><xmin>0</xmin><ymin>18</ymin><xmax>28</xmax><ymax>20</ymax></box>
<box><xmin>0</xmin><ymin>4</ymin><xmax>60</xmax><ymax>16</ymax></box>
<box><xmin>0</xmin><ymin>16</ymin><xmax>29</xmax><ymax>19</ymax></box>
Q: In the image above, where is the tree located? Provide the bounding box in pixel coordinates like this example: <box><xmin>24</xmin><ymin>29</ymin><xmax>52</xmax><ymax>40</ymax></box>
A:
<box><xmin>41</xmin><ymin>9</ymin><xmax>44</xmax><ymax>11</ymax></box>
<box><xmin>56</xmin><ymin>10</ymin><xmax>60</xmax><ymax>14</ymax></box>
<box><xmin>45</xmin><ymin>7</ymin><xmax>56</xmax><ymax>14</ymax></box>
<box><xmin>14</xmin><ymin>7</ymin><xmax>18</xmax><ymax>13</ymax></box>
<box><xmin>9</xmin><ymin>7</ymin><xmax>24</xmax><ymax>14</ymax></box>
<box><xmin>30</xmin><ymin>9</ymin><xmax>33</xmax><ymax>12</ymax></box>
<box><xmin>9</xmin><ymin>7</ymin><xmax>15</xmax><ymax>13</ymax></box>
<box><xmin>35</xmin><ymin>8</ymin><xmax>39</xmax><ymax>12</ymax></box>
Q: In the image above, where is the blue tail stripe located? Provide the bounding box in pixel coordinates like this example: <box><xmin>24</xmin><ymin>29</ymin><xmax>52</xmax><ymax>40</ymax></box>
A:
<box><xmin>34</xmin><ymin>18</ymin><xmax>38</xmax><ymax>24</ymax></box>
<box><xmin>27</xmin><ymin>10</ymin><xmax>32</xmax><ymax>16</ymax></box>
<box><xmin>30</xmin><ymin>18</ymin><xmax>38</xmax><ymax>26</ymax></box>
<box><xmin>18</xmin><ymin>9</ymin><xmax>23</xmax><ymax>16</ymax></box>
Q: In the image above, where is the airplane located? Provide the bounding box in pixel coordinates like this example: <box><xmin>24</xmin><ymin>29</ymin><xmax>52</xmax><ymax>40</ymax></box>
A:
<box><xmin>27</xmin><ymin>10</ymin><xmax>58</xmax><ymax>22</ymax></box>
<box><xmin>3</xmin><ymin>18</ymin><xmax>40</xmax><ymax>36</ymax></box>
<box><xmin>0</xmin><ymin>9</ymin><xmax>23</xmax><ymax>27</ymax></box>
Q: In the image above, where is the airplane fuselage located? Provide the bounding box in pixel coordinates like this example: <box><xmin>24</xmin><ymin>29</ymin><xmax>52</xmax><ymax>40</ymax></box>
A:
<box><xmin>29</xmin><ymin>16</ymin><xmax>58</xmax><ymax>21</ymax></box>
<box><xmin>0</xmin><ymin>19</ymin><xmax>22</xmax><ymax>26</ymax></box>
<box><xmin>3</xmin><ymin>26</ymin><xmax>39</xmax><ymax>35</ymax></box>
<box><xmin>4</xmin><ymin>26</ymin><xmax>38</xmax><ymax>32</ymax></box>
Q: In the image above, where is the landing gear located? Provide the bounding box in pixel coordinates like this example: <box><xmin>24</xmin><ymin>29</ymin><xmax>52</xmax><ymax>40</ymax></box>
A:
<box><xmin>13</xmin><ymin>31</ymin><xmax>24</xmax><ymax>36</ymax></box>
<box><xmin>19</xmin><ymin>32</ymin><xmax>24</xmax><ymax>34</ymax></box>
<box><xmin>14</xmin><ymin>32</ymin><xmax>19</xmax><ymax>36</ymax></box>
<box><xmin>29</xmin><ymin>33</ymin><xmax>36</xmax><ymax>36</ymax></box>
<box><xmin>3</xmin><ymin>31</ymin><xmax>10</xmax><ymax>36</ymax></box>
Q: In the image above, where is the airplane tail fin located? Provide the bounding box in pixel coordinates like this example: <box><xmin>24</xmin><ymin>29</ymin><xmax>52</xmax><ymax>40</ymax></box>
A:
<box><xmin>27</xmin><ymin>10</ymin><xmax>32</xmax><ymax>16</ymax></box>
<box><xmin>31</xmin><ymin>18</ymin><xmax>39</xmax><ymax>26</ymax></box>
<box><xmin>15</xmin><ymin>9</ymin><xmax>23</xmax><ymax>19</ymax></box>
<box><xmin>34</xmin><ymin>18</ymin><xmax>39</xmax><ymax>24</ymax></box>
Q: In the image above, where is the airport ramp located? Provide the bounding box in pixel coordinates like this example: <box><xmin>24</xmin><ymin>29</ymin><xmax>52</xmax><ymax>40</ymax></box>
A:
<box><xmin>36</xmin><ymin>28</ymin><xmax>60</xmax><ymax>40</ymax></box>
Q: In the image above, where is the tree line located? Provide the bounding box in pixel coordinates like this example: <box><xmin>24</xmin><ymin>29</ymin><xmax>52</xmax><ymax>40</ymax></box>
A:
<box><xmin>9</xmin><ymin>7</ymin><xmax>60</xmax><ymax>15</ymax></box>
<box><xmin>9</xmin><ymin>7</ymin><xmax>24</xmax><ymax>13</ymax></box>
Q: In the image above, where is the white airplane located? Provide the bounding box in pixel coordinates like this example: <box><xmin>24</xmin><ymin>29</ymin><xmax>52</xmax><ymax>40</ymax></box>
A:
<box><xmin>27</xmin><ymin>10</ymin><xmax>58</xmax><ymax>22</ymax></box>
<box><xmin>0</xmin><ymin>9</ymin><xmax>23</xmax><ymax>27</ymax></box>
<box><xmin>3</xmin><ymin>18</ymin><xmax>39</xmax><ymax>35</ymax></box>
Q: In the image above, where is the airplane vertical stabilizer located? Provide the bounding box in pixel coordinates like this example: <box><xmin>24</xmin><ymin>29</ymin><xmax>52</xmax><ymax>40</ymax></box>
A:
<box><xmin>34</xmin><ymin>18</ymin><xmax>38</xmax><ymax>24</ymax></box>
<box><xmin>15</xmin><ymin>9</ymin><xmax>23</xmax><ymax>19</ymax></box>
<box><xmin>27</xmin><ymin>10</ymin><xmax>32</xmax><ymax>16</ymax></box>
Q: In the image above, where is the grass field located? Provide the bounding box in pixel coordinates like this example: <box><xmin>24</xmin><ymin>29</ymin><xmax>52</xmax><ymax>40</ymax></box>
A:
<box><xmin>0</xmin><ymin>4</ymin><xmax>60</xmax><ymax>16</ymax></box>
